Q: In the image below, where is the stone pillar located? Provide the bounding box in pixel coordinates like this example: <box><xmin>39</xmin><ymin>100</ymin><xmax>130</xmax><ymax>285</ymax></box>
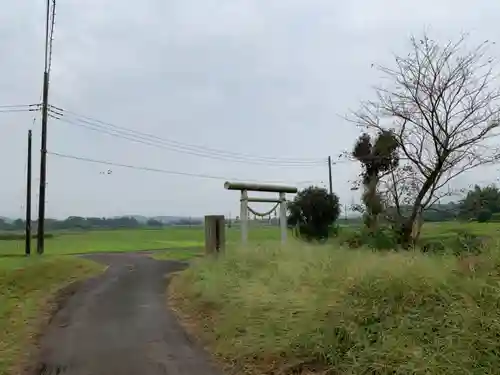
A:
<box><xmin>204</xmin><ymin>215</ymin><xmax>226</xmax><ymax>254</ymax></box>
<box><xmin>279</xmin><ymin>192</ymin><xmax>287</xmax><ymax>244</ymax></box>
<box><xmin>240</xmin><ymin>190</ymin><xmax>248</xmax><ymax>245</ymax></box>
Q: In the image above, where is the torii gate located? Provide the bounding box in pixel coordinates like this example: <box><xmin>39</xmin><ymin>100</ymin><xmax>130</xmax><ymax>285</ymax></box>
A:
<box><xmin>224</xmin><ymin>181</ymin><xmax>298</xmax><ymax>244</ymax></box>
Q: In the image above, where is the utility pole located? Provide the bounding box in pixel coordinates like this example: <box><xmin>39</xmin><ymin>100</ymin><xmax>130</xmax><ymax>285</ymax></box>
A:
<box><xmin>37</xmin><ymin>76</ymin><xmax>49</xmax><ymax>255</ymax></box>
<box><xmin>327</xmin><ymin>156</ymin><xmax>333</xmax><ymax>195</ymax></box>
<box><xmin>37</xmin><ymin>0</ymin><xmax>52</xmax><ymax>255</ymax></box>
<box><xmin>25</xmin><ymin>130</ymin><xmax>32</xmax><ymax>256</ymax></box>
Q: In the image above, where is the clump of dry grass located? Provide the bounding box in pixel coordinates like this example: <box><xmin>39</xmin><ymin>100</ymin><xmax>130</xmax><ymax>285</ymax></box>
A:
<box><xmin>171</xmin><ymin>242</ymin><xmax>500</xmax><ymax>374</ymax></box>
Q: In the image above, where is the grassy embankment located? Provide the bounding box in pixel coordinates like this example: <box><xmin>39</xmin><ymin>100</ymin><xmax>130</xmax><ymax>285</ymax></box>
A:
<box><xmin>0</xmin><ymin>256</ymin><xmax>104</xmax><ymax>375</ymax></box>
<box><xmin>171</xmin><ymin>222</ymin><xmax>500</xmax><ymax>374</ymax></box>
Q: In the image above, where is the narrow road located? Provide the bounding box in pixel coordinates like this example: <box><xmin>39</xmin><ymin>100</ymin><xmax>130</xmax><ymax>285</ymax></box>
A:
<box><xmin>36</xmin><ymin>253</ymin><xmax>222</xmax><ymax>375</ymax></box>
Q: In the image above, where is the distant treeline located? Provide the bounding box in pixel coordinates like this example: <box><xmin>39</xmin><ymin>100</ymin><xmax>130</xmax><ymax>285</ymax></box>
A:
<box><xmin>339</xmin><ymin>202</ymin><xmax>460</xmax><ymax>225</ymax></box>
<box><xmin>340</xmin><ymin>186</ymin><xmax>500</xmax><ymax>224</ymax></box>
<box><xmin>0</xmin><ymin>216</ymin><xmax>203</xmax><ymax>232</ymax></box>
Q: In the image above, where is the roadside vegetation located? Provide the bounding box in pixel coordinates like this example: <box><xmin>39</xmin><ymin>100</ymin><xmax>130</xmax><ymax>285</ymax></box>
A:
<box><xmin>171</xmin><ymin>32</ymin><xmax>500</xmax><ymax>374</ymax></box>
<box><xmin>0</xmin><ymin>256</ymin><xmax>104</xmax><ymax>375</ymax></box>
<box><xmin>171</xmin><ymin>241</ymin><xmax>500</xmax><ymax>374</ymax></box>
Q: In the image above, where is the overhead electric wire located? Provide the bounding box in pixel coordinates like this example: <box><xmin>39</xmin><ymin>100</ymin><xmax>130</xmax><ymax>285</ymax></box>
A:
<box><xmin>0</xmin><ymin>104</ymin><xmax>39</xmax><ymax>109</ymax></box>
<box><xmin>48</xmin><ymin>113</ymin><xmax>326</xmax><ymax>168</ymax></box>
<box><xmin>48</xmin><ymin>105</ymin><xmax>326</xmax><ymax>166</ymax></box>
<box><xmin>0</xmin><ymin>104</ymin><xmax>40</xmax><ymax>114</ymax></box>
<box><xmin>0</xmin><ymin>108</ymin><xmax>40</xmax><ymax>114</ymax></box>
<box><xmin>48</xmin><ymin>105</ymin><xmax>392</xmax><ymax>167</ymax></box>
<box><xmin>47</xmin><ymin>151</ymin><xmax>308</xmax><ymax>186</ymax></box>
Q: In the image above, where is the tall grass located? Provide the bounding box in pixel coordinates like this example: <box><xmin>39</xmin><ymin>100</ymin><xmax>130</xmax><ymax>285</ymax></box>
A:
<box><xmin>171</xmin><ymin>243</ymin><xmax>500</xmax><ymax>374</ymax></box>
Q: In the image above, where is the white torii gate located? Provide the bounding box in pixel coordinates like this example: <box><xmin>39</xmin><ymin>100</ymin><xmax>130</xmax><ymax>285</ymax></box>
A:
<box><xmin>224</xmin><ymin>181</ymin><xmax>298</xmax><ymax>244</ymax></box>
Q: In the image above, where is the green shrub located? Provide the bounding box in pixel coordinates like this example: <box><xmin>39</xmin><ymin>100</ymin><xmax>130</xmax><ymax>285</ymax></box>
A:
<box><xmin>420</xmin><ymin>230</ymin><xmax>488</xmax><ymax>256</ymax></box>
<box><xmin>367</xmin><ymin>229</ymin><xmax>398</xmax><ymax>250</ymax></box>
<box><xmin>477</xmin><ymin>209</ymin><xmax>493</xmax><ymax>223</ymax></box>
<box><xmin>288</xmin><ymin>187</ymin><xmax>340</xmax><ymax>241</ymax></box>
<box><xmin>448</xmin><ymin>230</ymin><xmax>488</xmax><ymax>256</ymax></box>
<box><xmin>340</xmin><ymin>231</ymin><xmax>364</xmax><ymax>249</ymax></box>
<box><xmin>420</xmin><ymin>239</ymin><xmax>447</xmax><ymax>254</ymax></box>
<box><xmin>339</xmin><ymin>228</ymin><xmax>397</xmax><ymax>251</ymax></box>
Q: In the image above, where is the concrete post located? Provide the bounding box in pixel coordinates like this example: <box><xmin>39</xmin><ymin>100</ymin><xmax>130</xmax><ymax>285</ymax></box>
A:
<box><xmin>204</xmin><ymin>215</ymin><xmax>226</xmax><ymax>254</ymax></box>
<box><xmin>240</xmin><ymin>190</ymin><xmax>248</xmax><ymax>244</ymax></box>
<box><xmin>279</xmin><ymin>192</ymin><xmax>287</xmax><ymax>244</ymax></box>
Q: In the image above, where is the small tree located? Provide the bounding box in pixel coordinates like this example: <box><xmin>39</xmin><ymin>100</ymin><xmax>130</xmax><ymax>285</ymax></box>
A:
<box><xmin>459</xmin><ymin>184</ymin><xmax>500</xmax><ymax>219</ymax></box>
<box><xmin>352</xmin><ymin>130</ymin><xmax>399</xmax><ymax>232</ymax></box>
<box><xmin>353</xmin><ymin>33</ymin><xmax>500</xmax><ymax>244</ymax></box>
<box><xmin>477</xmin><ymin>208</ymin><xmax>492</xmax><ymax>223</ymax></box>
<box><xmin>146</xmin><ymin>218</ymin><xmax>163</xmax><ymax>228</ymax></box>
<box><xmin>288</xmin><ymin>186</ymin><xmax>340</xmax><ymax>241</ymax></box>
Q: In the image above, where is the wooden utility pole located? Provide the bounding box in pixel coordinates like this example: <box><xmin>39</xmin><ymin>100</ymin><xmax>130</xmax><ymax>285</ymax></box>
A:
<box><xmin>25</xmin><ymin>130</ymin><xmax>32</xmax><ymax>256</ymax></box>
<box><xmin>37</xmin><ymin>75</ymin><xmax>49</xmax><ymax>255</ymax></box>
<box><xmin>37</xmin><ymin>0</ymin><xmax>52</xmax><ymax>255</ymax></box>
<box><xmin>328</xmin><ymin>156</ymin><xmax>333</xmax><ymax>195</ymax></box>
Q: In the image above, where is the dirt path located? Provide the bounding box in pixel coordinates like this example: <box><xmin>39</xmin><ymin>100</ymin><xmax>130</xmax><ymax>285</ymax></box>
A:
<box><xmin>35</xmin><ymin>253</ymin><xmax>222</xmax><ymax>375</ymax></box>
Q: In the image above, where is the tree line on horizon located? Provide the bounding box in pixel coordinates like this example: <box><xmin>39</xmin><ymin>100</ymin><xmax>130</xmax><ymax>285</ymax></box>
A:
<box><xmin>0</xmin><ymin>215</ymin><xmax>203</xmax><ymax>232</ymax></box>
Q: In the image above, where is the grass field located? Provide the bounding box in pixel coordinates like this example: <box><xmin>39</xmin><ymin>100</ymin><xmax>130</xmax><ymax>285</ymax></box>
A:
<box><xmin>0</xmin><ymin>225</ymin><xmax>286</xmax><ymax>256</ymax></box>
<box><xmin>2</xmin><ymin>220</ymin><xmax>500</xmax><ymax>257</ymax></box>
<box><xmin>170</xmin><ymin>222</ymin><xmax>500</xmax><ymax>375</ymax></box>
<box><xmin>0</xmin><ymin>256</ymin><xmax>104</xmax><ymax>375</ymax></box>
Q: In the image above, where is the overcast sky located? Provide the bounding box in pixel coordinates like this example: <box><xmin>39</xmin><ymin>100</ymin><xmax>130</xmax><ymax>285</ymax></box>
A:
<box><xmin>1</xmin><ymin>0</ymin><xmax>500</xmax><ymax>219</ymax></box>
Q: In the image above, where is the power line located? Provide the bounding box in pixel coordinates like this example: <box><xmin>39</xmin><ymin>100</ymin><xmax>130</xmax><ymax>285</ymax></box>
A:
<box><xmin>47</xmin><ymin>151</ymin><xmax>310</xmax><ymax>185</ymax></box>
<box><xmin>48</xmin><ymin>105</ymin><xmax>326</xmax><ymax>166</ymax></box>
<box><xmin>48</xmin><ymin>113</ymin><xmax>326</xmax><ymax>167</ymax></box>
<box><xmin>0</xmin><ymin>108</ymin><xmax>39</xmax><ymax>114</ymax></box>
<box><xmin>50</xmin><ymin>115</ymin><xmax>325</xmax><ymax>168</ymax></box>
<box><xmin>50</xmin><ymin>108</ymin><xmax>326</xmax><ymax>165</ymax></box>
<box><xmin>0</xmin><ymin>104</ymin><xmax>40</xmax><ymax>114</ymax></box>
<box><xmin>0</xmin><ymin>104</ymin><xmax>39</xmax><ymax>109</ymax></box>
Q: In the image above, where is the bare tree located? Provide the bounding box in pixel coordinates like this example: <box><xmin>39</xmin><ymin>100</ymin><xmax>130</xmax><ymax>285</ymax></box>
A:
<box><xmin>352</xmin><ymin>33</ymin><xmax>500</xmax><ymax>244</ymax></box>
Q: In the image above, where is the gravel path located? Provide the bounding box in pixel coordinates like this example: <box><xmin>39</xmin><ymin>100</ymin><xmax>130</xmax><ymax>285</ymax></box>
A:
<box><xmin>35</xmin><ymin>253</ymin><xmax>221</xmax><ymax>375</ymax></box>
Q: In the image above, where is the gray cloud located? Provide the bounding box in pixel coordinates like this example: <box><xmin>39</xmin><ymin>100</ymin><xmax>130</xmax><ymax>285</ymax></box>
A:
<box><xmin>1</xmin><ymin>0</ymin><xmax>499</xmax><ymax>218</ymax></box>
